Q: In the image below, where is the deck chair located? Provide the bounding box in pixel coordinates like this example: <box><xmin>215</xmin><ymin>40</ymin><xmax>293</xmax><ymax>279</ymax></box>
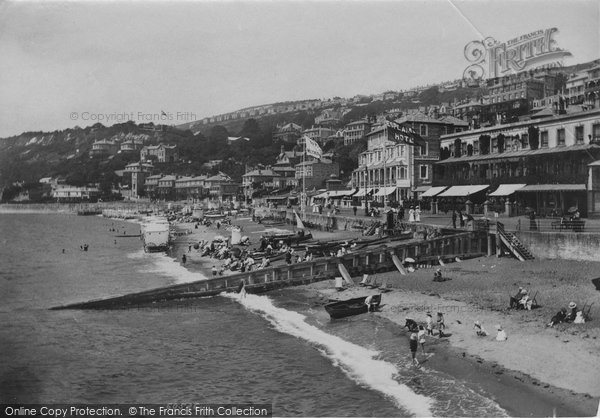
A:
<box><xmin>367</xmin><ymin>276</ymin><xmax>379</xmax><ymax>289</ymax></box>
<box><xmin>529</xmin><ymin>291</ymin><xmax>540</xmax><ymax>309</ymax></box>
<box><xmin>359</xmin><ymin>274</ymin><xmax>370</xmax><ymax>286</ymax></box>
<box><xmin>379</xmin><ymin>278</ymin><xmax>393</xmax><ymax>293</ymax></box>
<box><xmin>582</xmin><ymin>302</ymin><xmax>593</xmax><ymax>321</ymax></box>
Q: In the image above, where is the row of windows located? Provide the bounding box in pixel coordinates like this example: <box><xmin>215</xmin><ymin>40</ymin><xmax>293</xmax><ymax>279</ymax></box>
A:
<box><xmin>361</xmin><ymin>145</ymin><xmax>408</xmax><ymax>164</ymax></box>
<box><xmin>448</xmin><ymin>123</ymin><xmax>600</xmax><ymax>156</ymax></box>
<box><xmin>356</xmin><ymin>166</ymin><xmax>409</xmax><ymax>181</ymax></box>
<box><xmin>488</xmin><ymin>92</ymin><xmax>526</xmax><ymax>103</ymax></box>
<box><xmin>489</xmin><ymin>83</ymin><xmax>526</xmax><ymax>94</ymax></box>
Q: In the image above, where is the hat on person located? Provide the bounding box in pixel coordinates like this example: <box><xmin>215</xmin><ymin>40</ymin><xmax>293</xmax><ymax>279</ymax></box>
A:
<box><xmin>474</xmin><ymin>321</ymin><xmax>480</xmax><ymax>326</ymax></box>
<box><xmin>426</xmin><ymin>312</ymin><xmax>432</xmax><ymax>317</ymax></box>
<box><xmin>568</xmin><ymin>301</ymin><xmax>577</xmax><ymax>309</ymax></box>
<box><xmin>496</xmin><ymin>324</ymin><xmax>502</xmax><ymax>330</ymax></box>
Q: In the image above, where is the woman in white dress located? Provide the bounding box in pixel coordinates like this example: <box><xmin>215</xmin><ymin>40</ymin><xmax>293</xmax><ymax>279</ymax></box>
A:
<box><xmin>415</xmin><ymin>206</ymin><xmax>421</xmax><ymax>222</ymax></box>
<box><xmin>408</xmin><ymin>206</ymin><xmax>415</xmax><ymax>222</ymax></box>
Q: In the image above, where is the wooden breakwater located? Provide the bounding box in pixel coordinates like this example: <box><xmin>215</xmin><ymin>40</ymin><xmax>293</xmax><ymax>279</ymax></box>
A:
<box><xmin>51</xmin><ymin>230</ymin><xmax>487</xmax><ymax>310</ymax></box>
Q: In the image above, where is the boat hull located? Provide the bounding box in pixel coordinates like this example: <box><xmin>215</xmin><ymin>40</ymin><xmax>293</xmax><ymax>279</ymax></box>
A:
<box><xmin>324</xmin><ymin>295</ymin><xmax>381</xmax><ymax>319</ymax></box>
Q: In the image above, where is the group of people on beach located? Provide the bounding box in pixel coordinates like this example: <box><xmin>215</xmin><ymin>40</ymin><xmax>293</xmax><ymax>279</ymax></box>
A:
<box><xmin>510</xmin><ymin>286</ymin><xmax>535</xmax><ymax>310</ymax></box>
<box><xmin>547</xmin><ymin>301</ymin><xmax>586</xmax><ymax>327</ymax></box>
<box><xmin>405</xmin><ymin>312</ymin><xmax>448</xmax><ymax>366</ymax></box>
<box><xmin>509</xmin><ymin>286</ymin><xmax>588</xmax><ymax>327</ymax></box>
<box><xmin>472</xmin><ymin>321</ymin><xmax>507</xmax><ymax>341</ymax></box>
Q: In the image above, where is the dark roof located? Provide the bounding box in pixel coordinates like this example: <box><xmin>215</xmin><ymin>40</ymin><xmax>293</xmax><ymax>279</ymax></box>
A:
<box><xmin>438</xmin><ymin>115</ymin><xmax>469</xmax><ymax>126</ymax></box>
<box><xmin>395</xmin><ymin>112</ymin><xmax>451</xmax><ymax>125</ymax></box>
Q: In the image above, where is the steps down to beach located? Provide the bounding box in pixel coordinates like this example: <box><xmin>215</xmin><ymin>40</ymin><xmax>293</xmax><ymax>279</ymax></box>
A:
<box><xmin>497</xmin><ymin>222</ymin><xmax>534</xmax><ymax>261</ymax></box>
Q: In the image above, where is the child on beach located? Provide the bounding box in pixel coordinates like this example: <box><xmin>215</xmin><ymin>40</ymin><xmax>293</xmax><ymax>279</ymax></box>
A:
<box><xmin>418</xmin><ymin>325</ymin><xmax>426</xmax><ymax>353</ymax></box>
<box><xmin>437</xmin><ymin>312</ymin><xmax>446</xmax><ymax>337</ymax></box>
<box><xmin>426</xmin><ymin>312</ymin><xmax>433</xmax><ymax>336</ymax></box>
<box><xmin>474</xmin><ymin>321</ymin><xmax>488</xmax><ymax>336</ymax></box>
<box><xmin>495</xmin><ymin>325</ymin><xmax>507</xmax><ymax>341</ymax></box>
<box><xmin>409</xmin><ymin>332</ymin><xmax>419</xmax><ymax>366</ymax></box>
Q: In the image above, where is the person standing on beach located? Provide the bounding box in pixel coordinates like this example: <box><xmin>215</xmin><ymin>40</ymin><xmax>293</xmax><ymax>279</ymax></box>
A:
<box><xmin>408</xmin><ymin>206</ymin><xmax>415</xmax><ymax>222</ymax></box>
<box><xmin>426</xmin><ymin>312</ymin><xmax>433</xmax><ymax>336</ymax></box>
<box><xmin>409</xmin><ymin>332</ymin><xmax>419</xmax><ymax>366</ymax></box>
<box><xmin>437</xmin><ymin>312</ymin><xmax>446</xmax><ymax>337</ymax></box>
<box><xmin>353</xmin><ymin>206</ymin><xmax>357</xmax><ymax>216</ymax></box>
<box><xmin>452</xmin><ymin>210</ymin><xmax>457</xmax><ymax>229</ymax></box>
<box><xmin>181</xmin><ymin>254</ymin><xmax>187</xmax><ymax>264</ymax></box>
<box><xmin>418</xmin><ymin>325</ymin><xmax>426</xmax><ymax>353</ymax></box>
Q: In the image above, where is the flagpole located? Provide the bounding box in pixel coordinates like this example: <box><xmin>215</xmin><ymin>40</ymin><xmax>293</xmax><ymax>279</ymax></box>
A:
<box><xmin>364</xmin><ymin>163</ymin><xmax>368</xmax><ymax>216</ymax></box>
<box><xmin>302</xmin><ymin>136</ymin><xmax>306</xmax><ymax>217</ymax></box>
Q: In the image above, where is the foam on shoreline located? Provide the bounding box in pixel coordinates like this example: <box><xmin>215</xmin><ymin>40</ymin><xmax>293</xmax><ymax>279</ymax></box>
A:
<box><xmin>223</xmin><ymin>292</ymin><xmax>434</xmax><ymax>417</ymax></box>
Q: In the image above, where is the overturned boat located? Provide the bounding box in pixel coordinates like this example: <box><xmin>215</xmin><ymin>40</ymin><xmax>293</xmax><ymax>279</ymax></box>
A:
<box><xmin>324</xmin><ymin>294</ymin><xmax>382</xmax><ymax>319</ymax></box>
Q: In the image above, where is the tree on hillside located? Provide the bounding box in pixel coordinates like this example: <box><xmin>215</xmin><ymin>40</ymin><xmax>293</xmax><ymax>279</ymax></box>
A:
<box><xmin>418</xmin><ymin>86</ymin><xmax>440</xmax><ymax>106</ymax></box>
<box><xmin>238</xmin><ymin>119</ymin><xmax>262</xmax><ymax>140</ymax></box>
<box><xmin>332</xmin><ymin>139</ymin><xmax>367</xmax><ymax>180</ymax></box>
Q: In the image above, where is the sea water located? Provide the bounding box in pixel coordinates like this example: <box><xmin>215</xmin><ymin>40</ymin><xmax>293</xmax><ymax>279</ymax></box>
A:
<box><xmin>0</xmin><ymin>213</ymin><xmax>506</xmax><ymax>416</ymax></box>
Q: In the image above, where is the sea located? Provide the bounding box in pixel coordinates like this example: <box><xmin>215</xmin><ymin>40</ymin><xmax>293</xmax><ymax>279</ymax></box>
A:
<box><xmin>0</xmin><ymin>212</ymin><xmax>508</xmax><ymax>417</ymax></box>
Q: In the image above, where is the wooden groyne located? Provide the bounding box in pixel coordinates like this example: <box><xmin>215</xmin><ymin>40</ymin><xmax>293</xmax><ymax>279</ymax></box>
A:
<box><xmin>51</xmin><ymin>230</ymin><xmax>487</xmax><ymax>310</ymax></box>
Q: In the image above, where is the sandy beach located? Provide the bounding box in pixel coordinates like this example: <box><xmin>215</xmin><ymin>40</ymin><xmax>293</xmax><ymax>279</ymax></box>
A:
<box><xmin>305</xmin><ymin>256</ymin><xmax>600</xmax><ymax>416</ymax></box>
<box><xmin>150</xmin><ymin>212</ymin><xmax>600</xmax><ymax>415</ymax></box>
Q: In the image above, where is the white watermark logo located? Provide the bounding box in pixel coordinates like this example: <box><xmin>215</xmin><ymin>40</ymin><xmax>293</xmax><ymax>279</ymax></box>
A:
<box><xmin>463</xmin><ymin>27</ymin><xmax>572</xmax><ymax>83</ymax></box>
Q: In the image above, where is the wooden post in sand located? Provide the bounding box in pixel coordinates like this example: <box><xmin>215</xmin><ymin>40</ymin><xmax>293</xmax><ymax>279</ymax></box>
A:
<box><xmin>391</xmin><ymin>253</ymin><xmax>407</xmax><ymax>275</ymax></box>
<box><xmin>496</xmin><ymin>232</ymin><xmax>502</xmax><ymax>257</ymax></box>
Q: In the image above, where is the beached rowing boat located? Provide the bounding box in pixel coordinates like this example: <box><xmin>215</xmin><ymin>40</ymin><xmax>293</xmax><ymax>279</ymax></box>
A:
<box><xmin>324</xmin><ymin>294</ymin><xmax>381</xmax><ymax>319</ymax></box>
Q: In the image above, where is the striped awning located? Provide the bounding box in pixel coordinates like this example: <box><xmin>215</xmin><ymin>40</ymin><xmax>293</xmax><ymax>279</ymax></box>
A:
<box><xmin>489</xmin><ymin>184</ymin><xmax>526</xmax><ymax>197</ymax></box>
<box><xmin>314</xmin><ymin>189</ymin><xmax>357</xmax><ymax>199</ymax></box>
<box><xmin>437</xmin><ymin>185</ymin><xmax>489</xmax><ymax>197</ymax></box>
<box><xmin>420</xmin><ymin>186</ymin><xmax>448</xmax><ymax>198</ymax></box>
<box><xmin>374</xmin><ymin>186</ymin><xmax>396</xmax><ymax>196</ymax></box>
<box><xmin>354</xmin><ymin>188</ymin><xmax>374</xmax><ymax>197</ymax></box>
<box><xmin>516</xmin><ymin>184</ymin><xmax>586</xmax><ymax>192</ymax></box>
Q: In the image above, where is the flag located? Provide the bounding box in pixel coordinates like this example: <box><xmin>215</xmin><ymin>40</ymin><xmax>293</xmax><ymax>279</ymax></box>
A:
<box><xmin>304</xmin><ymin>136</ymin><xmax>323</xmax><ymax>160</ymax></box>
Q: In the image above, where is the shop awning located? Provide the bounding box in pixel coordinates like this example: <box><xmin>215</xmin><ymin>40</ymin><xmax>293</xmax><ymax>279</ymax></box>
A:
<box><xmin>489</xmin><ymin>184</ymin><xmax>526</xmax><ymax>197</ymax></box>
<box><xmin>314</xmin><ymin>189</ymin><xmax>357</xmax><ymax>199</ymax></box>
<box><xmin>354</xmin><ymin>188</ymin><xmax>374</xmax><ymax>197</ymax></box>
<box><xmin>420</xmin><ymin>186</ymin><xmax>448</xmax><ymax>198</ymax></box>
<box><xmin>437</xmin><ymin>185</ymin><xmax>489</xmax><ymax>197</ymax></box>
<box><xmin>374</xmin><ymin>187</ymin><xmax>396</xmax><ymax>196</ymax></box>
<box><xmin>516</xmin><ymin>184</ymin><xmax>586</xmax><ymax>192</ymax></box>
<box><xmin>266</xmin><ymin>195</ymin><xmax>289</xmax><ymax>201</ymax></box>
<box><xmin>414</xmin><ymin>186</ymin><xmax>431</xmax><ymax>193</ymax></box>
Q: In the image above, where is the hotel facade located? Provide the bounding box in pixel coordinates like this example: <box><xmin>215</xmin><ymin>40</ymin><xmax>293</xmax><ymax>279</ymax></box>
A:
<box><xmin>435</xmin><ymin>109</ymin><xmax>600</xmax><ymax>217</ymax></box>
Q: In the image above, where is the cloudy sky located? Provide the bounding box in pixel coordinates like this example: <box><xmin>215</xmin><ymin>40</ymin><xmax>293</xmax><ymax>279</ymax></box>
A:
<box><xmin>0</xmin><ymin>0</ymin><xmax>598</xmax><ymax>137</ymax></box>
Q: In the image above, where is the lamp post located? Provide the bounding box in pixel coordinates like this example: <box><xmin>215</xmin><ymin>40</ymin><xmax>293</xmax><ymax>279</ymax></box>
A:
<box><xmin>364</xmin><ymin>169</ymin><xmax>369</xmax><ymax>216</ymax></box>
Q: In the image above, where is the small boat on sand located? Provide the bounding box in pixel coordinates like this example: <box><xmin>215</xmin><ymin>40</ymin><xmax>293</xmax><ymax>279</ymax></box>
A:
<box><xmin>324</xmin><ymin>294</ymin><xmax>382</xmax><ymax>319</ymax></box>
